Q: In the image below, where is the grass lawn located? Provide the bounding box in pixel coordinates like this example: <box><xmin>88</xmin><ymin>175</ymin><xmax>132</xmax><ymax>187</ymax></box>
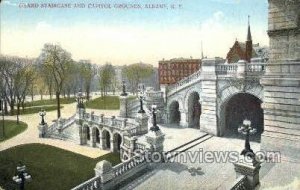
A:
<box><xmin>85</xmin><ymin>95</ymin><xmax>137</xmax><ymax>110</ymax></box>
<box><xmin>24</xmin><ymin>97</ymin><xmax>76</xmax><ymax>107</ymax></box>
<box><xmin>0</xmin><ymin>143</ymin><xmax>121</xmax><ymax>190</ymax></box>
<box><xmin>0</xmin><ymin>120</ymin><xmax>27</xmax><ymax>142</ymax></box>
<box><xmin>85</xmin><ymin>96</ymin><xmax>120</xmax><ymax>110</ymax></box>
<box><xmin>11</xmin><ymin>106</ymin><xmax>63</xmax><ymax>116</ymax></box>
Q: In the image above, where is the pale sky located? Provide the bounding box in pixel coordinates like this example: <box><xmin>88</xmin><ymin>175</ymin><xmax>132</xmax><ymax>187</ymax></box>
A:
<box><xmin>0</xmin><ymin>0</ymin><xmax>269</xmax><ymax>66</ymax></box>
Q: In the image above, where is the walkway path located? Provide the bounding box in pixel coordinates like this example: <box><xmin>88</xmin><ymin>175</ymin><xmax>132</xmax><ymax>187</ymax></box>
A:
<box><xmin>0</xmin><ymin>102</ymin><xmax>119</xmax><ymax>158</ymax></box>
<box><xmin>122</xmin><ymin>136</ymin><xmax>261</xmax><ymax>190</ymax></box>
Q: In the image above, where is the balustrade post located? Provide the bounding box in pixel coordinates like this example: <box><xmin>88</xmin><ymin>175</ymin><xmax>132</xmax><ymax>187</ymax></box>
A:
<box><xmin>94</xmin><ymin>160</ymin><xmax>114</xmax><ymax>183</ymax></box>
<box><xmin>111</xmin><ymin>116</ymin><xmax>116</xmax><ymax>126</ymax></box>
<box><xmin>122</xmin><ymin>118</ymin><xmax>127</xmax><ymax>128</ymax></box>
<box><xmin>100</xmin><ymin>114</ymin><xmax>104</xmax><ymax>123</ymax></box>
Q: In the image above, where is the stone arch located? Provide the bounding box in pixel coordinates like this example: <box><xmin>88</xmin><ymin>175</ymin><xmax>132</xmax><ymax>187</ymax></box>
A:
<box><xmin>82</xmin><ymin>124</ymin><xmax>90</xmax><ymax>144</ymax></box>
<box><xmin>101</xmin><ymin>129</ymin><xmax>111</xmax><ymax>150</ymax></box>
<box><xmin>185</xmin><ymin>91</ymin><xmax>201</xmax><ymax>129</ymax></box>
<box><xmin>95</xmin><ymin>128</ymin><xmax>100</xmax><ymax>144</ymax></box>
<box><xmin>219</xmin><ymin>90</ymin><xmax>264</xmax><ymax>141</ymax></box>
<box><xmin>168</xmin><ymin>100</ymin><xmax>181</xmax><ymax>124</ymax></box>
<box><xmin>113</xmin><ymin>132</ymin><xmax>122</xmax><ymax>152</ymax></box>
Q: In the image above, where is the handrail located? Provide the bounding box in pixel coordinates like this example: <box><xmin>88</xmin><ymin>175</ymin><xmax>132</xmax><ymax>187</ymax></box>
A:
<box><xmin>230</xmin><ymin>175</ymin><xmax>247</xmax><ymax>190</ymax></box>
<box><xmin>71</xmin><ymin>176</ymin><xmax>101</xmax><ymax>190</ymax></box>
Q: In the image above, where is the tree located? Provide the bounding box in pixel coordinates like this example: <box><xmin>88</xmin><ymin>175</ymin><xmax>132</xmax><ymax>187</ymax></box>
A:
<box><xmin>99</xmin><ymin>63</ymin><xmax>115</xmax><ymax>96</ymax></box>
<box><xmin>122</xmin><ymin>63</ymin><xmax>154</xmax><ymax>95</ymax></box>
<box><xmin>0</xmin><ymin>56</ymin><xmax>35</xmax><ymax>117</ymax></box>
<box><xmin>79</xmin><ymin>60</ymin><xmax>96</xmax><ymax>100</ymax></box>
<box><xmin>14</xmin><ymin>61</ymin><xmax>35</xmax><ymax>123</ymax></box>
<box><xmin>39</xmin><ymin>44</ymin><xmax>72</xmax><ymax>118</ymax></box>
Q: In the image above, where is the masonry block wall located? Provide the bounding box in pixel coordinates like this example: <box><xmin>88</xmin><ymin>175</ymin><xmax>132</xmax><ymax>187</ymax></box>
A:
<box><xmin>260</xmin><ymin>0</ymin><xmax>300</xmax><ymax>159</ymax></box>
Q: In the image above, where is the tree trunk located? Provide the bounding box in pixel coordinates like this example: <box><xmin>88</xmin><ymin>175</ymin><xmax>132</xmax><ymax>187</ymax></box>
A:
<box><xmin>86</xmin><ymin>88</ymin><xmax>90</xmax><ymax>101</ymax></box>
<box><xmin>4</xmin><ymin>100</ymin><xmax>8</xmax><ymax>115</ymax></box>
<box><xmin>56</xmin><ymin>91</ymin><xmax>61</xmax><ymax>119</ymax></box>
<box><xmin>17</xmin><ymin>102</ymin><xmax>20</xmax><ymax>124</ymax></box>
<box><xmin>10</xmin><ymin>101</ymin><xmax>14</xmax><ymax>116</ymax></box>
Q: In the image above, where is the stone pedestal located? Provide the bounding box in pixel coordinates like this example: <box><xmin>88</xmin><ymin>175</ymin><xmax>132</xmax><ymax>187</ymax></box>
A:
<box><xmin>38</xmin><ymin>123</ymin><xmax>48</xmax><ymax>138</ymax></box>
<box><xmin>233</xmin><ymin>158</ymin><xmax>261</xmax><ymax>189</ymax></box>
<box><xmin>119</xmin><ymin>95</ymin><xmax>128</xmax><ymax>118</ymax></box>
<box><xmin>200</xmin><ymin>58</ymin><xmax>223</xmax><ymax>136</ymax></box>
<box><xmin>145</xmin><ymin>129</ymin><xmax>165</xmax><ymax>152</ymax></box>
<box><xmin>94</xmin><ymin>160</ymin><xmax>114</xmax><ymax>183</ymax></box>
<box><xmin>135</xmin><ymin>113</ymin><xmax>148</xmax><ymax>135</ymax></box>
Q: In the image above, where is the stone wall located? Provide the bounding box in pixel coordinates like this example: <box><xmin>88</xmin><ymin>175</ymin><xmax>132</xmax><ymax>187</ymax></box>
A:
<box><xmin>268</xmin><ymin>0</ymin><xmax>300</xmax><ymax>61</ymax></box>
<box><xmin>261</xmin><ymin>0</ymin><xmax>300</xmax><ymax>160</ymax></box>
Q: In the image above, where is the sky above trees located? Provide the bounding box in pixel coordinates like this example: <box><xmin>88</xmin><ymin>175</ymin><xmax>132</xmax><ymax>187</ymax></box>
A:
<box><xmin>0</xmin><ymin>0</ymin><xmax>268</xmax><ymax>65</ymax></box>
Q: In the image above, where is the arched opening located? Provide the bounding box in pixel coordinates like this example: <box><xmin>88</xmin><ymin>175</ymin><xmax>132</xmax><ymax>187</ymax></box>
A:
<box><xmin>103</xmin><ymin>130</ymin><xmax>111</xmax><ymax>149</ymax></box>
<box><xmin>169</xmin><ymin>101</ymin><xmax>181</xmax><ymax>125</ymax></box>
<box><xmin>114</xmin><ymin>133</ymin><xmax>122</xmax><ymax>151</ymax></box>
<box><xmin>187</xmin><ymin>92</ymin><xmax>201</xmax><ymax>129</ymax></box>
<box><xmin>95</xmin><ymin>128</ymin><xmax>100</xmax><ymax>143</ymax></box>
<box><xmin>86</xmin><ymin>127</ymin><xmax>90</xmax><ymax>141</ymax></box>
<box><xmin>224</xmin><ymin>93</ymin><xmax>264</xmax><ymax>141</ymax></box>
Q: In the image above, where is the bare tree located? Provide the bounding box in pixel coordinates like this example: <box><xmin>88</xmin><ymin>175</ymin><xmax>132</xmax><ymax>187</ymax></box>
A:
<box><xmin>99</xmin><ymin>63</ymin><xmax>115</xmax><ymax>97</ymax></box>
<box><xmin>122</xmin><ymin>63</ymin><xmax>154</xmax><ymax>95</ymax></box>
<box><xmin>39</xmin><ymin>44</ymin><xmax>72</xmax><ymax>118</ymax></box>
<box><xmin>79</xmin><ymin>60</ymin><xmax>96</xmax><ymax>100</ymax></box>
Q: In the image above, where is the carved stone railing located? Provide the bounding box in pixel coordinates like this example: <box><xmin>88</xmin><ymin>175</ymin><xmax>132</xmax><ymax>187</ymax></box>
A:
<box><xmin>127</xmin><ymin>98</ymin><xmax>139</xmax><ymax>108</ymax></box>
<box><xmin>216</xmin><ymin>64</ymin><xmax>238</xmax><ymax>75</ymax></box>
<box><xmin>230</xmin><ymin>175</ymin><xmax>247</xmax><ymax>190</ymax></box>
<box><xmin>112</xmin><ymin>154</ymin><xmax>146</xmax><ymax>177</ymax></box>
<box><xmin>71</xmin><ymin>176</ymin><xmax>101</xmax><ymax>190</ymax></box>
<box><xmin>167</xmin><ymin>69</ymin><xmax>202</xmax><ymax>95</ymax></box>
<box><xmin>246</xmin><ymin>63</ymin><xmax>266</xmax><ymax>73</ymax></box>
<box><xmin>135</xmin><ymin>142</ymin><xmax>146</xmax><ymax>151</ymax></box>
<box><xmin>145</xmin><ymin>91</ymin><xmax>164</xmax><ymax>99</ymax></box>
<box><xmin>80</xmin><ymin>112</ymin><xmax>140</xmax><ymax>136</ymax></box>
<box><xmin>46</xmin><ymin>114</ymin><xmax>76</xmax><ymax>135</ymax></box>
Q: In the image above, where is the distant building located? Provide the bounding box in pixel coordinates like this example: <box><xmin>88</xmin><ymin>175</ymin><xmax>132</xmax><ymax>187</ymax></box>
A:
<box><xmin>158</xmin><ymin>58</ymin><xmax>201</xmax><ymax>85</ymax></box>
<box><xmin>226</xmin><ymin>17</ymin><xmax>269</xmax><ymax>63</ymax></box>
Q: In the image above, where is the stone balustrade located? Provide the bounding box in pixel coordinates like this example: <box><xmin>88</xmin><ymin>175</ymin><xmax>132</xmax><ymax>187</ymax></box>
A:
<box><xmin>168</xmin><ymin>69</ymin><xmax>202</xmax><ymax>92</ymax></box>
<box><xmin>80</xmin><ymin>112</ymin><xmax>141</xmax><ymax>136</ymax></box>
<box><xmin>135</xmin><ymin>142</ymin><xmax>146</xmax><ymax>151</ymax></box>
<box><xmin>45</xmin><ymin>114</ymin><xmax>76</xmax><ymax>136</ymax></box>
<box><xmin>229</xmin><ymin>175</ymin><xmax>247</xmax><ymax>190</ymax></box>
<box><xmin>216</xmin><ymin>64</ymin><xmax>238</xmax><ymax>74</ymax></box>
<box><xmin>113</xmin><ymin>155</ymin><xmax>146</xmax><ymax>177</ymax></box>
<box><xmin>71</xmin><ymin>176</ymin><xmax>101</xmax><ymax>190</ymax></box>
<box><xmin>167</xmin><ymin>61</ymin><xmax>266</xmax><ymax>96</ymax></box>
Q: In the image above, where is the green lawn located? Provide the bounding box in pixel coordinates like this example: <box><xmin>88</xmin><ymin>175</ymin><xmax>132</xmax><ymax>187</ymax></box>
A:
<box><xmin>85</xmin><ymin>95</ymin><xmax>137</xmax><ymax>110</ymax></box>
<box><xmin>85</xmin><ymin>96</ymin><xmax>120</xmax><ymax>110</ymax></box>
<box><xmin>11</xmin><ymin>106</ymin><xmax>63</xmax><ymax>116</ymax></box>
<box><xmin>0</xmin><ymin>144</ymin><xmax>121</xmax><ymax>190</ymax></box>
<box><xmin>0</xmin><ymin>120</ymin><xmax>27</xmax><ymax>142</ymax></box>
<box><xmin>24</xmin><ymin>97</ymin><xmax>76</xmax><ymax>107</ymax></box>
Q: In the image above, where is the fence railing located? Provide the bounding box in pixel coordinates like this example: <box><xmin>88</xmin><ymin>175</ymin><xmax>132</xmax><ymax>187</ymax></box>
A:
<box><xmin>168</xmin><ymin>69</ymin><xmax>202</xmax><ymax>92</ymax></box>
<box><xmin>230</xmin><ymin>175</ymin><xmax>247</xmax><ymax>190</ymax></box>
<box><xmin>112</xmin><ymin>154</ymin><xmax>146</xmax><ymax>177</ymax></box>
<box><xmin>71</xmin><ymin>176</ymin><xmax>102</xmax><ymax>190</ymax></box>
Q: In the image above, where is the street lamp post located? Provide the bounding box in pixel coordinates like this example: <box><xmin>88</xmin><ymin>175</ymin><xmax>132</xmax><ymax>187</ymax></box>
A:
<box><xmin>238</xmin><ymin>119</ymin><xmax>257</xmax><ymax>158</ymax></box>
<box><xmin>12</xmin><ymin>162</ymin><xmax>32</xmax><ymax>190</ymax></box>
<box><xmin>138</xmin><ymin>85</ymin><xmax>145</xmax><ymax>114</ymax></box>
<box><xmin>0</xmin><ymin>98</ymin><xmax>5</xmax><ymax>139</ymax></box>
<box><xmin>39</xmin><ymin>109</ymin><xmax>46</xmax><ymax>125</ymax></box>
<box><xmin>76</xmin><ymin>89</ymin><xmax>84</xmax><ymax>109</ymax></box>
<box><xmin>150</xmin><ymin>105</ymin><xmax>160</xmax><ymax>132</ymax></box>
<box><xmin>121</xmin><ymin>80</ymin><xmax>128</xmax><ymax>96</ymax></box>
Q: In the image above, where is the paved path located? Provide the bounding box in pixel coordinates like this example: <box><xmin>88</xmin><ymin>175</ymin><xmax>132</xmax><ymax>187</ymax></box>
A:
<box><xmin>122</xmin><ymin>136</ymin><xmax>261</xmax><ymax>190</ymax></box>
<box><xmin>0</xmin><ymin>102</ymin><xmax>119</xmax><ymax>158</ymax></box>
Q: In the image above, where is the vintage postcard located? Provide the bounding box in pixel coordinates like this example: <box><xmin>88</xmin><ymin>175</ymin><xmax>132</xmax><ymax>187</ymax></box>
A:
<box><xmin>0</xmin><ymin>0</ymin><xmax>299</xmax><ymax>189</ymax></box>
